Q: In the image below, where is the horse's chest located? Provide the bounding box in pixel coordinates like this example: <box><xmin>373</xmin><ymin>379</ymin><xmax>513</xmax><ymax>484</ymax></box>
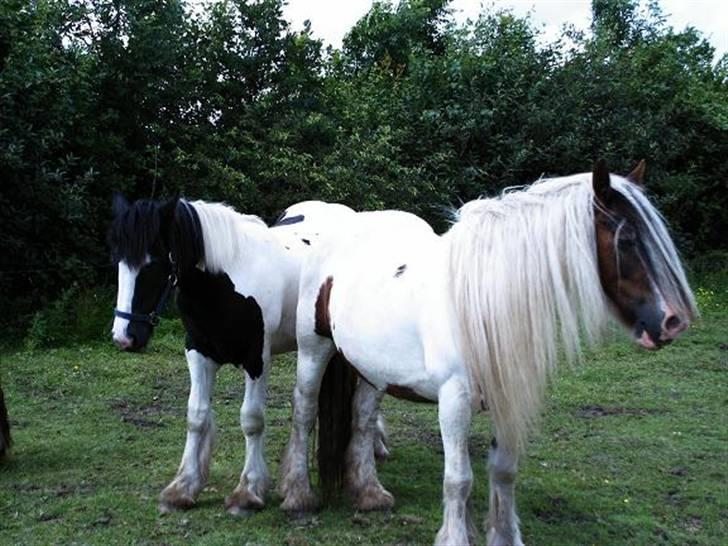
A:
<box><xmin>177</xmin><ymin>270</ymin><xmax>265</xmax><ymax>378</ymax></box>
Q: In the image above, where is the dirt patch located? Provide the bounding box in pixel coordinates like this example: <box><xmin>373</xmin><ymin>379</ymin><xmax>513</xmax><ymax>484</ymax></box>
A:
<box><xmin>533</xmin><ymin>496</ymin><xmax>568</xmax><ymax>523</ymax></box>
<box><xmin>110</xmin><ymin>396</ymin><xmax>178</xmax><ymax>428</ymax></box>
<box><xmin>396</xmin><ymin>413</ymin><xmax>442</xmax><ymax>452</ymax></box>
<box><xmin>13</xmin><ymin>481</ymin><xmax>95</xmax><ymax>497</ymax></box>
<box><xmin>533</xmin><ymin>496</ymin><xmax>594</xmax><ymax>525</ymax></box>
<box><xmin>575</xmin><ymin>405</ymin><xmax>662</xmax><ymax>418</ymax></box>
<box><xmin>683</xmin><ymin>515</ymin><xmax>703</xmax><ymax>534</ymax></box>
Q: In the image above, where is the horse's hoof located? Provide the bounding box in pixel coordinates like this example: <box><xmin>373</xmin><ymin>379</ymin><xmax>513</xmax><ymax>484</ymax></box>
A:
<box><xmin>486</xmin><ymin>527</ymin><xmax>525</xmax><ymax>546</ymax></box>
<box><xmin>159</xmin><ymin>483</ymin><xmax>196</xmax><ymax>514</ymax></box>
<box><xmin>280</xmin><ymin>490</ymin><xmax>320</xmax><ymax>514</ymax></box>
<box><xmin>352</xmin><ymin>485</ymin><xmax>395</xmax><ymax>511</ymax></box>
<box><xmin>158</xmin><ymin>496</ymin><xmax>195</xmax><ymax>514</ymax></box>
<box><xmin>225</xmin><ymin>488</ymin><xmax>265</xmax><ymax>515</ymax></box>
<box><xmin>436</xmin><ymin>525</ymin><xmax>471</xmax><ymax>546</ymax></box>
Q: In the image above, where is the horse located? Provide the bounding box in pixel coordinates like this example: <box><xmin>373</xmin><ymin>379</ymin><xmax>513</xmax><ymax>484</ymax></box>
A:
<box><xmin>0</xmin><ymin>385</ymin><xmax>10</xmax><ymax>459</ymax></box>
<box><xmin>279</xmin><ymin>160</ymin><xmax>697</xmax><ymax>545</ymax></box>
<box><xmin>108</xmin><ymin>195</ymin><xmax>390</xmax><ymax>515</ymax></box>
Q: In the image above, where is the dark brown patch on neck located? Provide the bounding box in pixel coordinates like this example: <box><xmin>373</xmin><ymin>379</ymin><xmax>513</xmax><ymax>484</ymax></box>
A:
<box><xmin>385</xmin><ymin>384</ymin><xmax>435</xmax><ymax>403</ymax></box>
<box><xmin>315</xmin><ymin>276</ymin><xmax>334</xmax><ymax>338</ymax></box>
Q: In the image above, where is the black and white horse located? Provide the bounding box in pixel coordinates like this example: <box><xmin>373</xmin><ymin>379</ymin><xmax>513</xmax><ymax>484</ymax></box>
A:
<box><xmin>108</xmin><ymin>196</ymin><xmax>387</xmax><ymax>514</ymax></box>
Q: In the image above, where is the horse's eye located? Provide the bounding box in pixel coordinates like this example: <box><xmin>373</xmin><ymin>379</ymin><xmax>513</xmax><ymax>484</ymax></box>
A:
<box><xmin>618</xmin><ymin>228</ymin><xmax>637</xmax><ymax>248</ymax></box>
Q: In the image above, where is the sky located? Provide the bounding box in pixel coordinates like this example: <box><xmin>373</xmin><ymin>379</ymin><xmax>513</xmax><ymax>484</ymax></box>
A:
<box><xmin>281</xmin><ymin>0</ymin><xmax>728</xmax><ymax>60</ymax></box>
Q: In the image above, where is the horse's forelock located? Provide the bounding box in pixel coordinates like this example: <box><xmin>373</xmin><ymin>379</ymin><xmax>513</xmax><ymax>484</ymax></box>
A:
<box><xmin>109</xmin><ymin>199</ymin><xmax>162</xmax><ymax>267</ymax></box>
<box><xmin>610</xmin><ymin>178</ymin><xmax>697</xmax><ymax>319</ymax></box>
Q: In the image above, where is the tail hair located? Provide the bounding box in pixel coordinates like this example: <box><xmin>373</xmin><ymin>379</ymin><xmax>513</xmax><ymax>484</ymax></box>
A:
<box><xmin>317</xmin><ymin>352</ymin><xmax>356</xmax><ymax>501</ymax></box>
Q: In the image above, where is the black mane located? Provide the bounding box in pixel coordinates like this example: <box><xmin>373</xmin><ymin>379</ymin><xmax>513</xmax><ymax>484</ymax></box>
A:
<box><xmin>108</xmin><ymin>198</ymin><xmax>205</xmax><ymax>269</ymax></box>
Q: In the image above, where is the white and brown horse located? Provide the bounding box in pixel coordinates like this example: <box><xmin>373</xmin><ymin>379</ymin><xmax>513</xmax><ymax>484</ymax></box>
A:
<box><xmin>280</xmin><ymin>161</ymin><xmax>696</xmax><ymax>545</ymax></box>
<box><xmin>108</xmin><ymin>197</ymin><xmax>388</xmax><ymax>515</ymax></box>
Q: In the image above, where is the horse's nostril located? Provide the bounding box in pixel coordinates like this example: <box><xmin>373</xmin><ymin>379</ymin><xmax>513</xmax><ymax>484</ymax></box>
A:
<box><xmin>665</xmin><ymin>315</ymin><xmax>682</xmax><ymax>332</ymax></box>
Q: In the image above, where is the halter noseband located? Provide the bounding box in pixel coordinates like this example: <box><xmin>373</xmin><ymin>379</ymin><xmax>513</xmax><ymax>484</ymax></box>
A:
<box><xmin>114</xmin><ymin>272</ymin><xmax>177</xmax><ymax>327</ymax></box>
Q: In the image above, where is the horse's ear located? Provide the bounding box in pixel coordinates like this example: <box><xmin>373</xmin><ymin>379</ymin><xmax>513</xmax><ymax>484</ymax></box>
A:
<box><xmin>592</xmin><ymin>159</ymin><xmax>612</xmax><ymax>204</ymax></box>
<box><xmin>112</xmin><ymin>192</ymin><xmax>129</xmax><ymax>217</ymax></box>
<box><xmin>626</xmin><ymin>159</ymin><xmax>646</xmax><ymax>187</ymax></box>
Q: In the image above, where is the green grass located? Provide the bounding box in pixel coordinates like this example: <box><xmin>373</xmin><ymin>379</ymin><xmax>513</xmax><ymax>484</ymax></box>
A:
<box><xmin>1</xmin><ymin>281</ymin><xmax>726</xmax><ymax>545</ymax></box>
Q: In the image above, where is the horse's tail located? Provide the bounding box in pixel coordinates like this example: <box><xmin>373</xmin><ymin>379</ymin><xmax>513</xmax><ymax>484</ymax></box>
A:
<box><xmin>0</xmin><ymin>386</ymin><xmax>11</xmax><ymax>459</ymax></box>
<box><xmin>317</xmin><ymin>352</ymin><xmax>357</xmax><ymax>500</ymax></box>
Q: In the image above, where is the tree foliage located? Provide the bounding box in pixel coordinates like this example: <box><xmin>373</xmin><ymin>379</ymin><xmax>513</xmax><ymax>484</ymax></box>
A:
<box><xmin>1</xmin><ymin>0</ymin><xmax>726</xmax><ymax>327</ymax></box>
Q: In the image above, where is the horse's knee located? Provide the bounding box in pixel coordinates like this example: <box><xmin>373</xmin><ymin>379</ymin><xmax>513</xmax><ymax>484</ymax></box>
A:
<box><xmin>187</xmin><ymin>405</ymin><xmax>211</xmax><ymax>432</ymax></box>
<box><xmin>444</xmin><ymin>474</ymin><xmax>473</xmax><ymax>500</ymax></box>
<box><xmin>489</xmin><ymin>449</ymin><xmax>517</xmax><ymax>485</ymax></box>
<box><xmin>240</xmin><ymin>408</ymin><xmax>264</xmax><ymax>436</ymax></box>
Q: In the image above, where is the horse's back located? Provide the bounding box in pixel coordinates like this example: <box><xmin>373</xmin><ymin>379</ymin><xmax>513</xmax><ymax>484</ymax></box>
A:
<box><xmin>280</xmin><ymin>200</ymin><xmax>355</xmax><ymax>222</ymax></box>
<box><xmin>300</xmin><ymin>210</ymin><xmax>454</xmax><ymax>398</ymax></box>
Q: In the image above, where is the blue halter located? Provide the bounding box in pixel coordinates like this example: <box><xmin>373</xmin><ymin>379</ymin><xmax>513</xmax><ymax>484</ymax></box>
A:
<box><xmin>114</xmin><ymin>272</ymin><xmax>177</xmax><ymax>326</ymax></box>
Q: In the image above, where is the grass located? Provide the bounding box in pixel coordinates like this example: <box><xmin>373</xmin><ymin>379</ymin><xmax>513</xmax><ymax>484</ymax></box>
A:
<box><xmin>1</xmin><ymin>278</ymin><xmax>726</xmax><ymax>545</ymax></box>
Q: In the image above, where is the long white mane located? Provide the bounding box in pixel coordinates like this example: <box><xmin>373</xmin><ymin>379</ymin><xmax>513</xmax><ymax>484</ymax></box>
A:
<box><xmin>188</xmin><ymin>200</ymin><xmax>268</xmax><ymax>273</ymax></box>
<box><xmin>447</xmin><ymin>173</ymin><xmax>695</xmax><ymax>452</ymax></box>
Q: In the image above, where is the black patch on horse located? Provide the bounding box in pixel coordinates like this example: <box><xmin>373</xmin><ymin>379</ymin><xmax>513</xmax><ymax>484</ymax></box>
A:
<box><xmin>177</xmin><ymin>268</ymin><xmax>265</xmax><ymax>379</ymax></box>
<box><xmin>301</xmin><ymin>238</ymin><xmax>311</xmax><ymax>245</ymax></box>
<box><xmin>315</xmin><ymin>276</ymin><xmax>334</xmax><ymax>338</ymax></box>
<box><xmin>272</xmin><ymin>214</ymin><xmax>305</xmax><ymax>227</ymax></box>
<box><xmin>394</xmin><ymin>264</ymin><xmax>407</xmax><ymax>277</ymax></box>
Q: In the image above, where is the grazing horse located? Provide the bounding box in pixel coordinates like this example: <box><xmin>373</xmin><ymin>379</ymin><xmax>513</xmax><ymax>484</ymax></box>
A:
<box><xmin>108</xmin><ymin>196</ymin><xmax>389</xmax><ymax>514</ymax></box>
<box><xmin>280</xmin><ymin>161</ymin><xmax>696</xmax><ymax>545</ymax></box>
<box><xmin>0</xmin><ymin>386</ymin><xmax>10</xmax><ymax>459</ymax></box>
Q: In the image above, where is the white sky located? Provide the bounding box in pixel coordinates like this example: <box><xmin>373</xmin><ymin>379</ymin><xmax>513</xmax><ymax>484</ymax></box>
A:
<box><xmin>282</xmin><ymin>0</ymin><xmax>728</xmax><ymax>60</ymax></box>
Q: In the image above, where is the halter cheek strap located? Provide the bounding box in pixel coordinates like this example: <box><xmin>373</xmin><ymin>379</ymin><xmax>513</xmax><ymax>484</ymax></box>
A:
<box><xmin>114</xmin><ymin>273</ymin><xmax>177</xmax><ymax>327</ymax></box>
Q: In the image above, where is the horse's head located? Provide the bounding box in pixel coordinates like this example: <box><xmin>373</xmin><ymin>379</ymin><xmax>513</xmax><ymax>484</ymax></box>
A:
<box><xmin>108</xmin><ymin>193</ymin><xmax>178</xmax><ymax>352</ymax></box>
<box><xmin>592</xmin><ymin>159</ymin><xmax>696</xmax><ymax>350</ymax></box>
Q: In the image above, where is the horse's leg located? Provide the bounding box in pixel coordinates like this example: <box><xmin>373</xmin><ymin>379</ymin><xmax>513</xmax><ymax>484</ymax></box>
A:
<box><xmin>435</xmin><ymin>378</ymin><xmax>474</xmax><ymax>546</ymax></box>
<box><xmin>225</xmin><ymin>357</ymin><xmax>271</xmax><ymax>515</ymax></box>
<box><xmin>373</xmin><ymin>410</ymin><xmax>390</xmax><ymax>461</ymax></box>
<box><xmin>279</xmin><ymin>339</ymin><xmax>335</xmax><ymax>513</ymax></box>
<box><xmin>486</xmin><ymin>438</ymin><xmax>524</xmax><ymax>546</ymax></box>
<box><xmin>159</xmin><ymin>349</ymin><xmax>219</xmax><ymax>513</ymax></box>
<box><xmin>346</xmin><ymin>380</ymin><xmax>394</xmax><ymax>510</ymax></box>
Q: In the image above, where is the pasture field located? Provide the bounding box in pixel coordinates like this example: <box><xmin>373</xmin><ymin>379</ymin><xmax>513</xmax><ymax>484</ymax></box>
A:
<box><xmin>1</xmin><ymin>276</ymin><xmax>726</xmax><ymax>545</ymax></box>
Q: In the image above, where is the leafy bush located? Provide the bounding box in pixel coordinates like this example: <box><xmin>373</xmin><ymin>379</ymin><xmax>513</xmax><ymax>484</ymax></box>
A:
<box><xmin>2</xmin><ymin>0</ymin><xmax>726</xmax><ymax>343</ymax></box>
<box><xmin>25</xmin><ymin>284</ymin><xmax>115</xmax><ymax>349</ymax></box>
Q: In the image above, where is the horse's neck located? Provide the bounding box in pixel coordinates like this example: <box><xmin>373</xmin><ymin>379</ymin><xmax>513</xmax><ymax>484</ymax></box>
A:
<box><xmin>190</xmin><ymin>202</ymin><xmax>281</xmax><ymax>274</ymax></box>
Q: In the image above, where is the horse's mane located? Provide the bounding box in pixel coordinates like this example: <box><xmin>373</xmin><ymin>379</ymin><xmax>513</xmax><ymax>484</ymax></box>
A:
<box><xmin>188</xmin><ymin>200</ymin><xmax>267</xmax><ymax>273</ymax></box>
<box><xmin>447</xmin><ymin>173</ymin><xmax>696</xmax><ymax>452</ymax></box>
<box><xmin>109</xmin><ymin>197</ymin><xmax>266</xmax><ymax>273</ymax></box>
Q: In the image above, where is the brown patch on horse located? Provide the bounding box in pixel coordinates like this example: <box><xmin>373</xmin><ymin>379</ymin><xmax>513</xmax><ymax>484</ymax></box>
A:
<box><xmin>594</xmin><ymin>203</ymin><xmax>652</xmax><ymax>328</ymax></box>
<box><xmin>385</xmin><ymin>384</ymin><xmax>435</xmax><ymax>403</ymax></box>
<box><xmin>315</xmin><ymin>276</ymin><xmax>334</xmax><ymax>338</ymax></box>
